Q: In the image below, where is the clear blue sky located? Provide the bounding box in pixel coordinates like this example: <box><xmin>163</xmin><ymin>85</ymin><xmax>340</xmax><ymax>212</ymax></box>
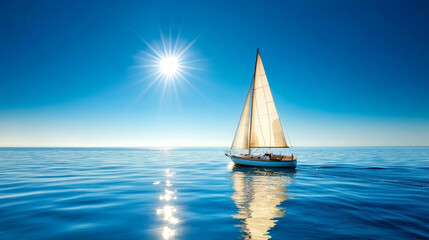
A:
<box><xmin>1</xmin><ymin>0</ymin><xmax>428</xmax><ymax>147</ymax></box>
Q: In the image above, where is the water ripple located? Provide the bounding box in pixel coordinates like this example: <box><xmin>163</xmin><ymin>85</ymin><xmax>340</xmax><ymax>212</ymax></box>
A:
<box><xmin>0</xmin><ymin>147</ymin><xmax>428</xmax><ymax>239</ymax></box>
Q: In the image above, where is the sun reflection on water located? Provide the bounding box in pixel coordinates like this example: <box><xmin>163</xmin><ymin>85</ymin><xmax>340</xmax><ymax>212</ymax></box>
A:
<box><xmin>155</xmin><ymin>169</ymin><xmax>179</xmax><ymax>239</ymax></box>
<box><xmin>231</xmin><ymin>166</ymin><xmax>296</xmax><ymax>239</ymax></box>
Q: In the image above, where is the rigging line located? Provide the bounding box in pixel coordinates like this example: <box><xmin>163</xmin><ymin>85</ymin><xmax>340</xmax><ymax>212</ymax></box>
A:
<box><xmin>281</xmin><ymin>116</ymin><xmax>293</xmax><ymax>152</ymax></box>
<box><xmin>249</xmin><ymin>49</ymin><xmax>259</xmax><ymax>154</ymax></box>
<box><xmin>246</xmin><ymin>77</ymin><xmax>253</xmax><ymax>150</ymax></box>
<box><xmin>259</xmin><ymin>71</ymin><xmax>272</xmax><ymax>148</ymax></box>
<box><xmin>254</xmin><ymin>74</ymin><xmax>267</xmax><ymax>147</ymax></box>
<box><xmin>254</xmin><ymin>97</ymin><xmax>264</xmax><ymax>146</ymax></box>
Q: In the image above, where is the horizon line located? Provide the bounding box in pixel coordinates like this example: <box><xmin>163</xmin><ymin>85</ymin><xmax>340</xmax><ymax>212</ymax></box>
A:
<box><xmin>0</xmin><ymin>145</ymin><xmax>428</xmax><ymax>148</ymax></box>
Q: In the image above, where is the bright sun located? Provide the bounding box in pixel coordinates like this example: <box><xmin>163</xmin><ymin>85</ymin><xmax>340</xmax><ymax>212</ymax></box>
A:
<box><xmin>134</xmin><ymin>31</ymin><xmax>201</xmax><ymax>103</ymax></box>
<box><xmin>159</xmin><ymin>56</ymin><xmax>179</xmax><ymax>76</ymax></box>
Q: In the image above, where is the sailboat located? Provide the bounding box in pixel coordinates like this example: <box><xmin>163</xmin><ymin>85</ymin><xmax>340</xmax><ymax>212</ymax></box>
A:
<box><xmin>226</xmin><ymin>49</ymin><xmax>297</xmax><ymax>168</ymax></box>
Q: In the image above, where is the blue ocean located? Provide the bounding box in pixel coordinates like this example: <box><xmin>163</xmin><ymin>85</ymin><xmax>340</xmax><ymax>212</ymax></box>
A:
<box><xmin>0</xmin><ymin>147</ymin><xmax>428</xmax><ymax>239</ymax></box>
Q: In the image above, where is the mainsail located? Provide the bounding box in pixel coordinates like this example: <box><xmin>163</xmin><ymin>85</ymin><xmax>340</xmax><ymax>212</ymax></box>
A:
<box><xmin>231</xmin><ymin>49</ymin><xmax>288</xmax><ymax>151</ymax></box>
<box><xmin>250</xmin><ymin>51</ymin><xmax>288</xmax><ymax>148</ymax></box>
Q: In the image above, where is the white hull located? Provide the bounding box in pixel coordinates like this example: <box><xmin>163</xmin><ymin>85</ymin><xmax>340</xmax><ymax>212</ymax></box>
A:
<box><xmin>230</xmin><ymin>156</ymin><xmax>297</xmax><ymax>168</ymax></box>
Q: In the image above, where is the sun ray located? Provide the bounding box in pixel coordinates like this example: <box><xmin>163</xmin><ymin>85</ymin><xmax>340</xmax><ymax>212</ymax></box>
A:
<box><xmin>168</xmin><ymin>30</ymin><xmax>172</xmax><ymax>57</ymax></box>
<box><xmin>133</xmin><ymin>30</ymin><xmax>203</xmax><ymax>105</ymax></box>
<box><xmin>132</xmin><ymin>74</ymin><xmax>164</xmax><ymax>104</ymax></box>
<box><xmin>173</xmin><ymin>31</ymin><xmax>180</xmax><ymax>56</ymax></box>
<box><xmin>177</xmin><ymin>38</ymin><xmax>197</xmax><ymax>59</ymax></box>
<box><xmin>142</xmin><ymin>39</ymin><xmax>163</xmax><ymax>59</ymax></box>
<box><xmin>160</xmin><ymin>31</ymin><xmax>168</xmax><ymax>56</ymax></box>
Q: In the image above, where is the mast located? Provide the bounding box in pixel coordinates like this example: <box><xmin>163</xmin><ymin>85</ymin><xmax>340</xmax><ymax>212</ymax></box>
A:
<box><xmin>248</xmin><ymin>48</ymin><xmax>259</xmax><ymax>155</ymax></box>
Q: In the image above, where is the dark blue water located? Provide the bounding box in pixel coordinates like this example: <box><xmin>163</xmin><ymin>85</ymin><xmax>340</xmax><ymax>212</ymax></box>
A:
<box><xmin>0</xmin><ymin>147</ymin><xmax>428</xmax><ymax>239</ymax></box>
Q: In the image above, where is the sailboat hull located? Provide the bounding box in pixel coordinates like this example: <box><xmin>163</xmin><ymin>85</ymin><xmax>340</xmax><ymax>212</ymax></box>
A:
<box><xmin>230</xmin><ymin>155</ymin><xmax>297</xmax><ymax>168</ymax></box>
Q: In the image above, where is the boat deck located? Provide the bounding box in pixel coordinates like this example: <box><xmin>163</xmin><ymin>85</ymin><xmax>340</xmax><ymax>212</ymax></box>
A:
<box><xmin>233</xmin><ymin>154</ymin><xmax>296</xmax><ymax>162</ymax></box>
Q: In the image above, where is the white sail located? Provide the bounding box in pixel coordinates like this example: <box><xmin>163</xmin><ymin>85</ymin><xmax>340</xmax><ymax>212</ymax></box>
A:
<box><xmin>250</xmin><ymin>52</ymin><xmax>288</xmax><ymax>148</ymax></box>
<box><xmin>231</xmin><ymin>86</ymin><xmax>252</xmax><ymax>149</ymax></box>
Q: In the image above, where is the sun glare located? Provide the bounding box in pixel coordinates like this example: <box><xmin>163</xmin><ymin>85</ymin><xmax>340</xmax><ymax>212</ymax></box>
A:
<box><xmin>159</xmin><ymin>56</ymin><xmax>179</xmax><ymax>76</ymax></box>
<box><xmin>133</xmin><ymin>31</ymin><xmax>203</xmax><ymax>104</ymax></box>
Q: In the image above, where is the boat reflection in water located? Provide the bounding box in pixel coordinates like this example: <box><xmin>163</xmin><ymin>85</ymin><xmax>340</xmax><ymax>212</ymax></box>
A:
<box><xmin>231</xmin><ymin>166</ymin><xmax>295</xmax><ymax>239</ymax></box>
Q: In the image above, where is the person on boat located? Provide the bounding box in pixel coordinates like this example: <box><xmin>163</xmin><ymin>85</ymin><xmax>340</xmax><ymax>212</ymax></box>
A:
<box><xmin>264</xmin><ymin>153</ymin><xmax>273</xmax><ymax>160</ymax></box>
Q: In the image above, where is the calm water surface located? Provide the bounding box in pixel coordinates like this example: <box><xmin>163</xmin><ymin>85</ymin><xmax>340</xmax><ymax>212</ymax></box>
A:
<box><xmin>0</xmin><ymin>147</ymin><xmax>428</xmax><ymax>239</ymax></box>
